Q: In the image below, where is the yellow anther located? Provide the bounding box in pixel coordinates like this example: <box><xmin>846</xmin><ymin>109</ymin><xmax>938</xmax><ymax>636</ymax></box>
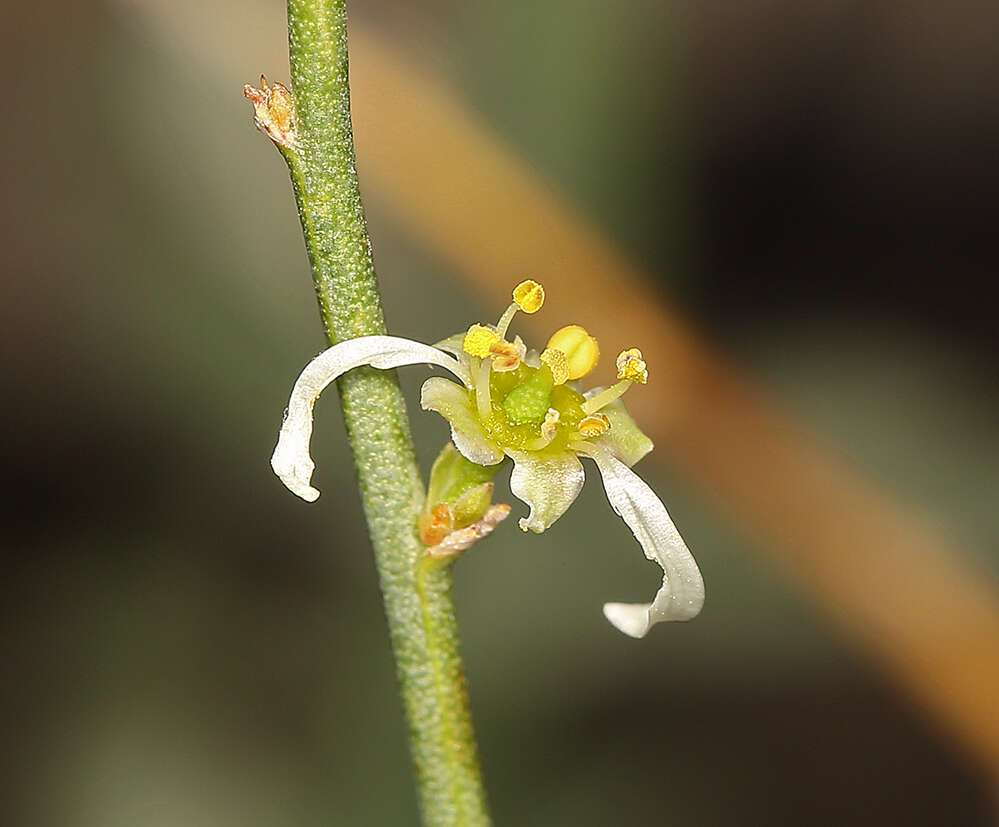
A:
<box><xmin>541</xmin><ymin>408</ymin><xmax>560</xmax><ymax>440</ymax></box>
<box><xmin>463</xmin><ymin>324</ymin><xmax>500</xmax><ymax>358</ymax></box>
<box><xmin>489</xmin><ymin>339</ymin><xmax>525</xmax><ymax>372</ymax></box>
<box><xmin>539</xmin><ymin>347</ymin><xmax>570</xmax><ymax>385</ymax></box>
<box><xmin>578</xmin><ymin>413</ymin><xmax>611</xmax><ymax>438</ymax></box>
<box><xmin>546</xmin><ymin>325</ymin><xmax>599</xmax><ymax>380</ymax></box>
<box><xmin>512</xmin><ymin>280</ymin><xmax>545</xmax><ymax>314</ymax></box>
<box><xmin>616</xmin><ymin>348</ymin><xmax>648</xmax><ymax>384</ymax></box>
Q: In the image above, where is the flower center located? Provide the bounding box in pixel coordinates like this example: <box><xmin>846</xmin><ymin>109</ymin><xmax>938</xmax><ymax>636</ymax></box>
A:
<box><xmin>456</xmin><ymin>280</ymin><xmax>649</xmax><ymax>450</ymax></box>
<box><xmin>501</xmin><ymin>365</ymin><xmax>555</xmax><ymax>425</ymax></box>
<box><xmin>477</xmin><ymin>364</ymin><xmax>587</xmax><ymax>452</ymax></box>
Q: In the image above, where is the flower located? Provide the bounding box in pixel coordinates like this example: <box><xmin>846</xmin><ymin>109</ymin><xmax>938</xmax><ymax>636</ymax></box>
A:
<box><xmin>270</xmin><ymin>281</ymin><xmax>704</xmax><ymax>637</ymax></box>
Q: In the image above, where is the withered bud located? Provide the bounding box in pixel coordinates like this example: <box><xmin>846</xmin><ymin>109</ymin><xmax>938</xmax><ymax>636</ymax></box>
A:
<box><xmin>243</xmin><ymin>75</ymin><xmax>297</xmax><ymax>149</ymax></box>
<box><xmin>427</xmin><ymin>504</ymin><xmax>512</xmax><ymax>559</ymax></box>
<box><xmin>419</xmin><ymin>503</ymin><xmax>454</xmax><ymax>547</ymax></box>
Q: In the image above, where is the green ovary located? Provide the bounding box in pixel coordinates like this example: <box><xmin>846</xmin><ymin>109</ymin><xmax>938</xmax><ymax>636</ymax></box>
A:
<box><xmin>477</xmin><ymin>365</ymin><xmax>587</xmax><ymax>452</ymax></box>
<box><xmin>502</xmin><ymin>366</ymin><xmax>555</xmax><ymax>425</ymax></box>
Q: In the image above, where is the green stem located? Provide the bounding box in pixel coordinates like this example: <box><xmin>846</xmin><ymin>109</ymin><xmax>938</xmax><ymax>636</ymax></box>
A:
<box><xmin>279</xmin><ymin>1</ymin><xmax>490</xmax><ymax>823</ymax></box>
<box><xmin>416</xmin><ymin>557</ymin><xmax>490</xmax><ymax>817</ymax></box>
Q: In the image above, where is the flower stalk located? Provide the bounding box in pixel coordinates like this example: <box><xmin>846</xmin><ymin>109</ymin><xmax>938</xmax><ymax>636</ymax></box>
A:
<box><xmin>254</xmin><ymin>1</ymin><xmax>491</xmax><ymax>823</ymax></box>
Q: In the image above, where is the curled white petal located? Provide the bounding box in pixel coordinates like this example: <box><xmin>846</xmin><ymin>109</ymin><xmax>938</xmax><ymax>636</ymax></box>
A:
<box><xmin>271</xmin><ymin>335</ymin><xmax>469</xmax><ymax>501</ymax></box>
<box><xmin>420</xmin><ymin>377</ymin><xmax>505</xmax><ymax>466</ymax></box>
<box><xmin>575</xmin><ymin>442</ymin><xmax>704</xmax><ymax>637</ymax></box>
<box><xmin>507</xmin><ymin>449</ymin><xmax>585</xmax><ymax>533</ymax></box>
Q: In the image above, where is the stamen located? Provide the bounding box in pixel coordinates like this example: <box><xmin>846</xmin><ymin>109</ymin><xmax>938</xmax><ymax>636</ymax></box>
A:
<box><xmin>577</xmin><ymin>413</ymin><xmax>611</xmax><ymax>438</ymax></box>
<box><xmin>580</xmin><ymin>380</ymin><xmax>632</xmax><ymax>415</ymax></box>
<box><xmin>475</xmin><ymin>358</ymin><xmax>493</xmax><ymax>420</ymax></box>
<box><xmin>496</xmin><ymin>280</ymin><xmax>545</xmax><ymax>338</ymax></box>
<box><xmin>546</xmin><ymin>325</ymin><xmax>599</xmax><ymax>380</ymax></box>
<box><xmin>489</xmin><ymin>339</ymin><xmax>525</xmax><ymax>372</ymax></box>
<box><xmin>539</xmin><ymin>348</ymin><xmax>569</xmax><ymax>385</ymax></box>
<box><xmin>582</xmin><ymin>347</ymin><xmax>649</xmax><ymax>414</ymax></box>
<box><xmin>463</xmin><ymin>324</ymin><xmax>500</xmax><ymax>358</ymax></box>
<box><xmin>616</xmin><ymin>348</ymin><xmax>648</xmax><ymax>384</ymax></box>
<box><xmin>512</xmin><ymin>280</ymin><xmax>545</xmax><ymax>313</ymax></box>
<box><xmin>526</xmin><ymin>408</ymin><xmax>560</xmax><ymax>450</ymax></box>
<box><xmin>494</xmin><ymin>303</ymin><xmax>519</xmax><ymax>339</ymax></box>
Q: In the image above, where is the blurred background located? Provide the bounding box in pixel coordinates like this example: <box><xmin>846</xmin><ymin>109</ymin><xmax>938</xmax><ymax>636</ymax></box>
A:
<box><xmin>3</xmin><ymin>0</ymin><xmax>998</xmax><ymax>824</ymax></box>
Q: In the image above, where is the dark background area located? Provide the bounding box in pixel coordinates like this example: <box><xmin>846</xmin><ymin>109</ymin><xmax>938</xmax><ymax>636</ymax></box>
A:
<box><xmin>2</xmin><ymin>0</ymin><xmax>996</xmax><ymax>824</ymax></box>
<box><xmin>695</xmin><ymin>5</ymin><xmax>999</xmax><ymax>357</ymax></box>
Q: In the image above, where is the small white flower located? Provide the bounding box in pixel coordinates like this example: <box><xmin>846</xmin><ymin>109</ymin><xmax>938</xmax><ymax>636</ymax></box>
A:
<box><xmin>270</xmin><ymin>282</ymin><xmax>704</xmax><ymax>637</ymax></box>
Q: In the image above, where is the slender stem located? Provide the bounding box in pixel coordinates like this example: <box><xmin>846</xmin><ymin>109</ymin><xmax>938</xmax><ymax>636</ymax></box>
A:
<box><xmin>416</xmin><ymin>557</ymin><xmax>491</xmax><ymax>816</ymax></box>
<box><xmin>280</xmin><ymin>1</ymin><xmax>490</xmax><ymax>823</ymax></box>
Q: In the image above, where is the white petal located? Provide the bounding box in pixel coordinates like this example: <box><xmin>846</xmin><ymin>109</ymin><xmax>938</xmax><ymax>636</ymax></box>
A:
<box><xmin>507</xmin><ymin>449</ymin><xmax>585</xmax><ymax>533</ymax></box>
<box><xmin>576</xmin><ymin>442</ymin><xmax>704</xmax><ymax>637</ymax></box>
<box><xmin>271</xmin><ymin>336</ymin><xmax>469</xmax><ymax>501</ymax></box>
<box><xmin>420</xmin><ymin>377</ymin><xmax>505</xmax><ymax>466</ymax></box>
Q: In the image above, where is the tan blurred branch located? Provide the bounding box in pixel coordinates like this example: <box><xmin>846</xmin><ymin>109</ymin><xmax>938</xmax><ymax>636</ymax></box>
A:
<box><xmin>345</xmin><ymin>28</ymin><xmax>999</xmax><ymax>776</ymax></box>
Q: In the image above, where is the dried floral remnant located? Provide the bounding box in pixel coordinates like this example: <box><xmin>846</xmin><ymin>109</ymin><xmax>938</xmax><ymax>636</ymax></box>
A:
<box><xmin>427</xmin><ymin>505</ymin><xmax>512</xmax><ymax>559</ymax></box>
<box><xmin>243</xmin><ymin>75</ymin><xmax>297</xmax><ymax>149</ymax></box>
<box><xmin>420</xmin><ymin>503</ymin><xmax>455</xmax><ymax>547</ymax></box>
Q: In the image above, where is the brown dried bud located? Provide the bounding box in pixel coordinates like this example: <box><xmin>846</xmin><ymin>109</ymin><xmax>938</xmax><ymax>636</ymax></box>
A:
<box><xmin>426</xmin><ymin>504</ymin><xmax>512</xmax><ymax>559</ymax></box>
<box><xmin>243</xmin><ymin>75</ymin><xmax>297</xmax><ymax>149</ymax></box>
<box><xmin>419</xmin><ymin>502</ymin><xmax>454</xmax><ymax>547</ymax></box>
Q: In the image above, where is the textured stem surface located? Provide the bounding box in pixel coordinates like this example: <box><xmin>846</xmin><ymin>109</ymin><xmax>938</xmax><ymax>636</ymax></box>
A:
<box><xmin>282</xmin><ymin>1</ymin><xmax>490</xmax><ymax>822</ymax></box>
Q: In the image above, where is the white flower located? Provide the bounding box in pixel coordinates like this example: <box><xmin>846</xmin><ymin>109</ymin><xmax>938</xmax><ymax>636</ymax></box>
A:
<box><xmin>270</xmin><ymin>281</ymin><xmax>704</xmax><ymax>637</ymax></box>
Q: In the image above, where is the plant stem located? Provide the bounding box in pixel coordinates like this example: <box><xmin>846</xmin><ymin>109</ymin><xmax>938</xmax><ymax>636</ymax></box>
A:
<box><xmin>280</xmin><ymin>1</ymin><xmax>490</xmax><ymax>823</ymax></box>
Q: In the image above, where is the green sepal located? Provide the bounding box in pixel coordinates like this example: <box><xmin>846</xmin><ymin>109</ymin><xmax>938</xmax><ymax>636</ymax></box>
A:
<box><xmin>452</xmin><ymin>483</ymin><xmax>496</xmax><ymax>529</ymax></box>
<box><xmin>424</xmin><ymin>442</ymin><xmax>504</xmax><ymax>527</ymax></box>
<box><xmin>595</xmin><ymin>397</ymin><xmax>654</xmax><ymax>466</ymax></box>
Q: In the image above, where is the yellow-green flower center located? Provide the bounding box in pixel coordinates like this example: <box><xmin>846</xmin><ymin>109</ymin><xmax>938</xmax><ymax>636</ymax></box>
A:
<box><xmin>476</xmin><ymin>364</ymin><xmax>587</xmax><ymax>452</ymax></box>
<box><xmin>501</xmin><ymin>366</ymin><xmax>555</xmax><ymax>425</ymax></box>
